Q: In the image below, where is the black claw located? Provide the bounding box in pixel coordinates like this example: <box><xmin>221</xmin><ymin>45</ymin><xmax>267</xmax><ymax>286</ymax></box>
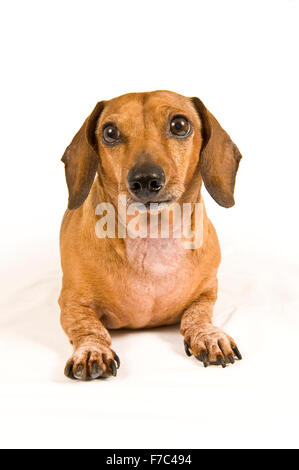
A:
<box><xmin>64</xmin><ymin>361</ymin><xmax>74</xmax><ymax>379</ymax></box>
<box><xmin>196</xmin><ymin>350</ymin><xmax>208</xmax><ymax>367</ymax></box>
<box><xmin>184</xmin><ymin>340</ymin><xmax>192</xmax><ymax>357</ymax></box>
<box><xmin>109</xmin><ymin>360</ymin><xmax>117</xmax><ymax>377</ymax></box>
<box><xmin>91</xmin><ymin>361</ymin><xmax>103</xmax><ymax>379</ymax></box>
<box><xmin>74</xmin><ymin>364</ymin><xmax>83</xmax><ymax>378</ymax></box>
<box><xmin>217</xmin><ymin>355</ymin><xmax>226</xmax><ymax>368</ymax></box>
<box><xmin>113</xmin><ymin>351</ymin><xmax>120</xmax><ymax>369</ymax></box>
<box><xmin>233</xmin><ymin>346</ymin><xmax>242</xmax><ymax>360</ymax></box>
<box><xmin>228</xmin><ymin>353</ymin><xmax>235</xmax><ymax>364</ymax></box>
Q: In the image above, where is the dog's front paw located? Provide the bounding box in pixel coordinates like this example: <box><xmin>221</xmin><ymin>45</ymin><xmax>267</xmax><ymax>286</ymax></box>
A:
<box><xmin>183</xmin><ymin>325</ymin><xmax>242</xmax><ymax>368</ymax></box>
<box><xmin>64</xmin><ymin>343</ymin><xmax>120</xmax><ymax>380</ymax></box>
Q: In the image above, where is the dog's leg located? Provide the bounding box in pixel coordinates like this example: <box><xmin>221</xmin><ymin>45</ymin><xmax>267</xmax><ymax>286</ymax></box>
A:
<box><xmin>60</xmin><ymin>301</ymin><xmax>120</xmax><ymax>380</ymax></box>
<box><xmin>180</xmin><ymin>284</ymin><xmax>242</xmax><ymax>367</ymax></box>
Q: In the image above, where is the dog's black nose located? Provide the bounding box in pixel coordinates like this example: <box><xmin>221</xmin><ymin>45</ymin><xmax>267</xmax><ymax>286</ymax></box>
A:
<box><xmin>127</xmin><ymin>163</ymin><xmax>165</xmax><ymax>200</ymax></box>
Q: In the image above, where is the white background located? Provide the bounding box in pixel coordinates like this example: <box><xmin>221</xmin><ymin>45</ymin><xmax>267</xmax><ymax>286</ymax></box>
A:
<box><xmin>0</xmin><ymin>0</ymin><xmax>299</xmax><ymax>449</ymax></box>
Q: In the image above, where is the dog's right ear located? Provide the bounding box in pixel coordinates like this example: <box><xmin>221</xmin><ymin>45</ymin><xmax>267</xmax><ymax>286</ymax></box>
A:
<box><xmin>61</xmin><ymin>101</ymin><xmax>105</xmax><ymax>210</ymax></box>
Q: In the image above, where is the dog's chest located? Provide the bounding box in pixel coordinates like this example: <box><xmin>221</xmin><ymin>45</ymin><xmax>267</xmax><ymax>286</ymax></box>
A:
<box><xmin>114</xmin><ymin>238</ymin><xmax>196</xmax><ymax>328</ymax></box>
<box><xmin>126</xmin><ymin>237</ymin><xmax>187</xmax><ymax>275</ymax></box>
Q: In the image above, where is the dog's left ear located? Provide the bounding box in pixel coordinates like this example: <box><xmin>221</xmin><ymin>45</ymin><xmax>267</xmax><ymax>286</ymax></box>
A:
<box><xmin>61</xmin><ymin>101</ymin><xmax>105</xmax><ymax>210</ymax></box>
<box><xmin>191</xmin><ymin>97</ymin><xmax>242</xmax><ymax>208</ymax></box>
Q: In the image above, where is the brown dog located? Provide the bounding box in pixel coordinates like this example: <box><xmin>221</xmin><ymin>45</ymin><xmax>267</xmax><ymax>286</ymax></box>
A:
<box><xmin>59</xmin><ymin>90</ymin><xmax>242</xmax><ymax>380</ymax></box>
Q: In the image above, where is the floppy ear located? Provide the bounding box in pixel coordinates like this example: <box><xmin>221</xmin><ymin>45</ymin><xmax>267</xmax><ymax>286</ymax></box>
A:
<box><xmin>61</xmin><ymin>101</ymin><xmax>105</xmax><ymax>210</ymax></box>
<box><xmin>191</xmin><ymin>97</ymin><xmax>242</xmax><ymax>208</ymax></box>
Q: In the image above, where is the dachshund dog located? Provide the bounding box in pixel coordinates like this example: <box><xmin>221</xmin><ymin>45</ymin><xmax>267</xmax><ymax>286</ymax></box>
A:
<box><xmin>59</xmin><ymin>90</ymin><xmax>242</xmax><ymax>380</ymax></box>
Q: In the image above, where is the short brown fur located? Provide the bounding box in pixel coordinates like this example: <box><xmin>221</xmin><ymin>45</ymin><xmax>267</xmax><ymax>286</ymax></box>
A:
<box><xmin>59</xmin><ymin>90</ymin><xmax>242</xmax><ymax>380</ymax></box>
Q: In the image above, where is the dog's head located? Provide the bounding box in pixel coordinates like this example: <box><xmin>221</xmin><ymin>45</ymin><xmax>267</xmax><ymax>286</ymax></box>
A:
<box><xmin>62</xmin><ymin>91</ymin><xmax>241</xmax><ymax>210</ymax></box>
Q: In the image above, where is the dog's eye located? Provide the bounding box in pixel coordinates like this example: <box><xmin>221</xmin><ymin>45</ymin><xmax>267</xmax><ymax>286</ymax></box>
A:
<box><xmin>102</xmin><ymin>123</ymin><xmax>121</xmax><ymax>144</ymax></box>
<box><xmin>169</xmin><ymin>115</ymin><xmax>191</xmax><ymax>137</ymax></box>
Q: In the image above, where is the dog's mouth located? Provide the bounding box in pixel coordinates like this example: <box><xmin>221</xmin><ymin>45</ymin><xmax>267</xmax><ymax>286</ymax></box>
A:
<box><xmin>144</xmin><ymin>198</ymin><xmax>174</xmax><ymax>208</ymax></box>
<box><xmin>129</xmin><ymin>196</ymin><xmax>177</xmax><ymax>213</ymax></box>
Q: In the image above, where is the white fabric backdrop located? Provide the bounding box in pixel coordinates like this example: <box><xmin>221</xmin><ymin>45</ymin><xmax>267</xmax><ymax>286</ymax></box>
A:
<box><xmin>0</xmin><ymin>0</ymin><xmax>298</xmax><ymax>449</ymax></box>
